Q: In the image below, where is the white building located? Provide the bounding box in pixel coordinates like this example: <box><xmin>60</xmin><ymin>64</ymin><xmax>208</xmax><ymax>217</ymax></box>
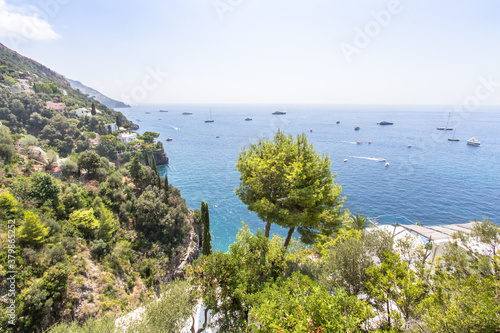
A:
<box><xmin>105</xmin><ymin>123</ymin><xmax>119</xmax><ymax>133</ymax></box>
<box><xmin>117</xmin><ymin>132</ymin><xmax>138</xmax><ymax>144</ymax></box>
<box><xmin>75</xmin><ymin>107</ymin><xmax>92</xmax><ymax>118</ymax></box>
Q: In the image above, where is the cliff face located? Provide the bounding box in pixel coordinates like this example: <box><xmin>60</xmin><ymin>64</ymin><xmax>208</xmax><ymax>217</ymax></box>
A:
<box><xmin>166</xmin><ymin>211</ymin><xmax>202</xmax><ymax>281</ymax></box>
<box><xmin>153</xmin><ymin>149</ymin><xmax>169</xmax><ymax>165</ymax></box>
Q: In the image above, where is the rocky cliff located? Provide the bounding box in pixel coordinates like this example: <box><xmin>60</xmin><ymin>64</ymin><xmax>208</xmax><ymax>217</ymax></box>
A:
<box><xmin>152</xmin><ymin>149</ymin><xmax>169</xmax><ymax>165</ymax></box>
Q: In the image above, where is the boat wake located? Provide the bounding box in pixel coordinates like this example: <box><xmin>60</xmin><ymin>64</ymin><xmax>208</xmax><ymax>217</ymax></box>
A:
<box><xmin>349</xmin><ymin>156</ymin><xmax>386</xmax><ymax>162</ymax></box>
<box><xmin>165</xmin><ymin>124</ymin><xmax>180</xmax><ymax>131</ymax></box>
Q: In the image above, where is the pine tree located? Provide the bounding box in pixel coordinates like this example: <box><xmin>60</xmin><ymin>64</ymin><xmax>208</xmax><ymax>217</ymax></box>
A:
<box><xmin>151</xmin><ymin>152</ymin><xmax>158</xmax><ymax>175</ymax></box>
<box><xmin>19</xmin><ymin>211</ymin><xmax>49</xmax><ymax>247</ymax></box>
<box><xmin>201</xmin><ymin>201</ymin><xmax>212</xmax><ymax>256</ymax></box>
<box><xmin>164</xmin><ymin>175</ymin><xmax>169</xmax><ymax>202</ymax></box>
<box><xmin>97</xmin><ymin>206</ymin><xmax>116</xmax><ymax>242</ymax></box>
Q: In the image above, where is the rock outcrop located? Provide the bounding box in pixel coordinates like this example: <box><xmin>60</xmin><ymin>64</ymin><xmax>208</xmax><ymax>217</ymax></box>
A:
<box><xmin>152</xmin><ymin>149</ymin><xmax>169</xmax><ymax>165</ymax></box>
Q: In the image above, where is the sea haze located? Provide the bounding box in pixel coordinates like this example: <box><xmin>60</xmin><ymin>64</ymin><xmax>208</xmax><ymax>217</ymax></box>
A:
<box><xmin>117</xmin><ymin>104</ymin><xmax>500</xmax><ymax>252</ymax></box>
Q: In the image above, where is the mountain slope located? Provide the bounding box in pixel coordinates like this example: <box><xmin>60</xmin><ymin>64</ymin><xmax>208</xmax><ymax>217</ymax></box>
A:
<box><xmin>66</xmin><ymin>78</ymin><xmax>130</xmax><ymax>109</ymax></box>
<box><xmin>0</xmin><ymin>43</ymin><xmax>70</xmax><ymax>87</ymax></box>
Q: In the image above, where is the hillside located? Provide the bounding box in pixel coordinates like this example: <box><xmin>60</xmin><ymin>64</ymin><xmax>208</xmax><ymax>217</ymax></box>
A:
<box><xmin>66</xmin><ymin>78</ymin><xmax>130</xmax><ymax>109</ymax></box>
<box><xmin>0</xmin><ymin>44</ymin><xmax>201</xmax><ymax>333</ymax></box>
<box><xmin>0</xmin><ymin>43</ymin><xmax>70</xmax><ymax>88</ymax></box>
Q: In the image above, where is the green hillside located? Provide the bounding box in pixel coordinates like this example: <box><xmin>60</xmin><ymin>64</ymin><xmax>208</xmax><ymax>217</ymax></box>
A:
<box><xmin>0</xmin><ymin>44</ymin><xmax>201</xmax><ymax>332</ymax></box>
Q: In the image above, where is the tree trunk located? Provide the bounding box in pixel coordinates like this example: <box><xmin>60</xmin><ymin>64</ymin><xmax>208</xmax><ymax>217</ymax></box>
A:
<box><xmin>283</xmin><ymin>227</ymin><xmax>295</xmax><ymax>250</ymax></box>
<box><xmin>264</xmin><ymin>221</ymin><xmax>271</xmax><ymax>238</ymax></box>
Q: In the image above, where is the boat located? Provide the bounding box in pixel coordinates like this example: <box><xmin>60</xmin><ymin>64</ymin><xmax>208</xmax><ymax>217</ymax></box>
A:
<box><xmin>467</xmin><ymin>137</ymin><xmax>480</xmax><ymax>146</ymax></box>
<box><xmin>448</xmin><ymin>129</ymin><xmax>460</xmax><ymax>141</ymax></box>
<box><xmin>145</xmin><ymin>112</ymin><xmax>151</xmax><ymax>114</ymax></box>
<box><xmin>354</xmin><ymin>126</ymin><xmax>360</xmax><ymax>131</ymax></box>
<box><xmin>205</xmin><ymin>109</ymin><xmax>215</xmax><ymax>123</ymax></box>
<box><xmin>310</xmin><ymin>128</ymin><xmax>313</xmax><ymax>132</ymax></box>
<box><xmin>344</xmin><ymin>159</ymin><xmax>348</xmax><ymax>162</ymax></box>
<box><xmin>437</xmin><ymin>112</ymin><xmax>453</xmax><ymax>130</ymax></box>
<box><xmin>166</xmin><ymin>138</ymin><xmax>173</xmax><ymax>141</ymax></box>
<box><xmin>368</xmin><ymin>141</ymin><xmax>372</xmax><ymax>144</ymax></box>
<box><xmin>356</xmin><ymin>141</ymin><xmax>363</xmax><ymax>145</ymax></box>
<box><xmin>377</xmin><ymin>120</ymin><xmax>393</xmax><ymax>125</ymax></box>
<box><xmin>377</xmin><ymin>158</ymin><xmax>386</xmax><ymax>162</ymax></box>
<box><xmin>245</xmin><ymin>118</ymin><xmax>252</xmax><ymax>121</ymax></box>
<box><xmin>407</xmin><ymin>144</ymin><xmax>412</xmax><ymax>148</ymax></box>
<box><xmin>272</xmin><ymin>110</ymin><xmax>286</xmax><ymax>115</ymax></box>
<box><xmin>385</xmin><ymin>162</ymin><xmax>390</xmax><ymax>167</ymax></box>
<box><xmin>336</xmin><ymin>120</ymin><xmax>340</xmax><ymax>124</ymax></box>
<box><xmin>159</xmin><ymin>110</ymin><xmax>168</xmax><ymax>112</ymax></box>
<box><xmin>182</xmin><ymin>112</ymin><xmax>193</xmax><ymax>115</ymax></box>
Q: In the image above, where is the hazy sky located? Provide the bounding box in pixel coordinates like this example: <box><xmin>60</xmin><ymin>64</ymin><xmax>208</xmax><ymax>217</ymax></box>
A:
<box><xmin>1</xmin><ymin>0</ymin><xmax>500</xmax><ymax>105</ymax></box>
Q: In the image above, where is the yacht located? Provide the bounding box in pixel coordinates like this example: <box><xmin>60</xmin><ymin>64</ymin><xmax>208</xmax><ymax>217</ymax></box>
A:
<box><xmin>205</xmin><ymin>109</ymin><xmax>215</xmax><ymax>123</ymax></box>
<box><xmin>448</xmin><ymin>129</ymin><xmax>460</xmax><ymax>141</ymax></box>
<box><xmin>272</xmin><ymin>110</ymin><xmax>286</xmax><ymax>115</ymax></box>
<box><xmin>182</xmin><ymin>112</ymin><xmax>193</xmax><ymax>115</ymax></box>
<box><xmin>377</xmin><ymin>120</ymin><xmax>394</xmax><ymax>125</ymax></box>
<box><xmin>467</xmin><ymin>137</ymin><xmax>480</xmax><ymax>146</ymax></box>
<box><xmin>245</xmin><ymin>118</ymin><xmax>252</xmax><ymax>121</ymax></box>
<box><xmin>437</xmin><ymin>112</ymin><xmax>453</xmax><ymax>130</ymax></box>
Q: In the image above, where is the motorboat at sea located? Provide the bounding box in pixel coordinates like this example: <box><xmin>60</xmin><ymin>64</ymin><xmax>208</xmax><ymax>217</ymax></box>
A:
<box><xmin>245</xmin><ymin>118</ymin><xmax>252</xmax><ymax>121</ymax></box>
<box><xmin>377</xmin><ymin>120</ymin><xmax>393</xmax><ymax>125</ymax></box>
<box><xmin>354</xmin><ymin>126</ymin><xmax>360</xmax><ymax>131</ymax></box>
<box><xmin>272</xmin><ymin>110</ymin><xmax>286</xmax><ymax>115</ymax></box>
<box><xmin>467</xmin><ymin>137</ymin><xmax>480</xmax><ymax>146</ymax></box>
<box><xmin>182</xmin><ymin>112</ymin><xmax>193</xmax><ymax>115</ymax></box>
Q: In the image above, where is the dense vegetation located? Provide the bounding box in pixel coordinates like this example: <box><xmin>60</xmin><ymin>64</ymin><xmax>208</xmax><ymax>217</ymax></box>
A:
<box><xmin>0</xmin><ymin>44</ymin><xmax>198</xmax><ymax>333</ymax></box>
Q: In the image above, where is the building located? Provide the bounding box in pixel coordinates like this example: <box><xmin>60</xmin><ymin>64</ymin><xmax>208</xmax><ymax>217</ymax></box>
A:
<box><xmin>45</xmin><ymin>101</ymin><xmax>66</xmax><ymax>112</ymax></box>
<box><xmin>105</xmin><ymin>123</ymin><xmax>119</xmax><ymax>133</ymax></box>
<box><xmin>117</xmin><ymin>132</ymin><xmax>138</xmax><ymax>144</ymax></box>
<box><xmin>74</xmin><ymin>107</ymin><xmax>92</xmax><ymax>118</ymax></box>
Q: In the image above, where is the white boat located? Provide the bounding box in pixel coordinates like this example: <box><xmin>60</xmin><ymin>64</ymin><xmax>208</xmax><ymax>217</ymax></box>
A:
<box><xmin>448</xmin><ymin>129</ymin><xmax>460</xmax><ymax>141</ymax></box>
<box><xmin>437</xmin><ymin>112</ymin><xmax>453</xmax><ymax>130</ymax></box>
<box><xmin>467</xmin><ymin>137</ymin><xmax>480</xmax><ymax>146</ymax></box>
<box><xmin>385</xmin><ymin>162</ymin><xmax>390</xmax><ymax>167</ymax></box>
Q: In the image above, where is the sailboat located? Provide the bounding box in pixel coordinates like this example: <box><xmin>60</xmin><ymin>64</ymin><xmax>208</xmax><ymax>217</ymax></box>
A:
<box><xmin>448</xmin><ymin>129</ymin><xmax>460</xmax><ymax>141</ymax></box>
<box><xmin>437</xmin><ymin>112</ymin><xmax>453</xmax><ymax>130</ymax></box>
<box><xmin>204</xmin><ymin>109</ymin><xmax>214</xmax><ymax>123</ymax></box>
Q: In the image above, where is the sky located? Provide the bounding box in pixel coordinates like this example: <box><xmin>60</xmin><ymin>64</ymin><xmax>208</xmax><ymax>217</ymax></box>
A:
<box><xmin>1</xmin><ymin>0</ymin><xmax>500</xmax><ymax>106</ymax></box>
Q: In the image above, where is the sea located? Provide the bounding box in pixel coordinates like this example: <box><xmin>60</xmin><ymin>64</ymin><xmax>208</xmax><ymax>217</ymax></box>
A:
<box><xmin>116</xmin><ymin>104</ymin><xmax>500</xmax><ymax>252</ymax></box>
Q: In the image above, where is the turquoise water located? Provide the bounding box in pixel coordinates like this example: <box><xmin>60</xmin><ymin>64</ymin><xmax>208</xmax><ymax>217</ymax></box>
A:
<box><xmin>117</xmin><ymin>104</ymin><xmax>500</xmax><ymax>252</ymax></box>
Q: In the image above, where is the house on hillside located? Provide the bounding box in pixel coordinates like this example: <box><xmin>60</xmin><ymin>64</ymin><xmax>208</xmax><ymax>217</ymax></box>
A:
<box><xmin>117</xmin><ymin>132</ymin><xmax>138</xmax><ymax>144</ymax></box>
<box><xmin>74</xmin><ymin>107</ymin><xmax>92</xmax><ymax>118</ymax></box>
<box><xmin>105</xmin><ymin>123</ymin><xmax>119</xmax><ymax>133</ymax></box>
<box><xmin>46</xmin><ymin>101</ymin><xmax>66</xmax><ymax>112</ymax></box>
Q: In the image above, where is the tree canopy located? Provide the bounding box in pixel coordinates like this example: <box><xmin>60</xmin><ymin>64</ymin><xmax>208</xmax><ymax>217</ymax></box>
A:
<box><xmin>235</xmin><ymin>130</ymin><xmax>346</xmax><ymax>248</ymax></box>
